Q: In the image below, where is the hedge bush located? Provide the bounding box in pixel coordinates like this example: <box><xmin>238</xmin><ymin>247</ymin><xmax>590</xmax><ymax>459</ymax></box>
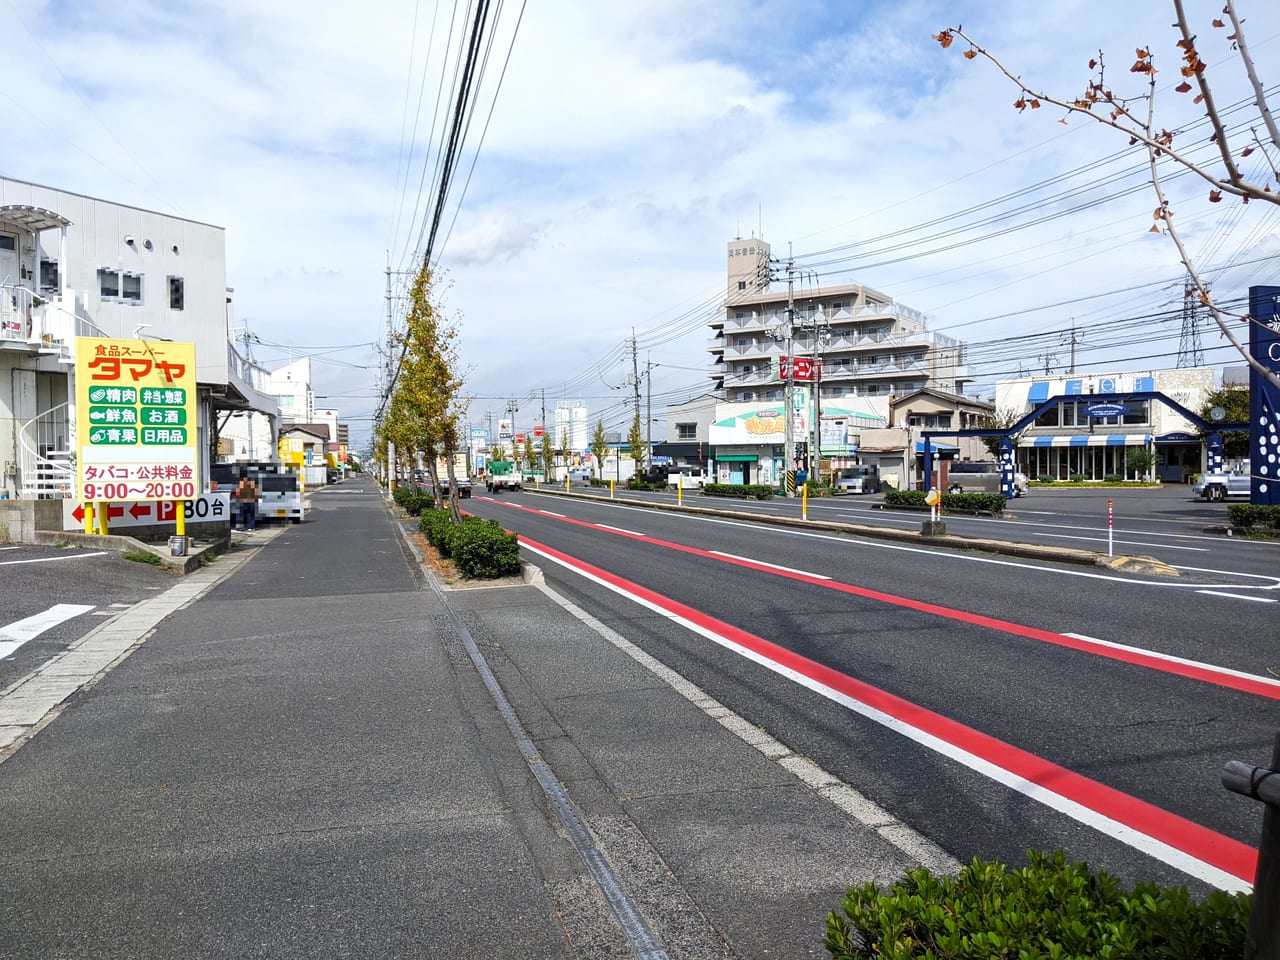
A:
<box><xmin>394</xmin><ymin>484</ymin><xmax>434</xmax><ymax>516</ymax></box>
<box><xmin>1227</xmin><ymin>503</ymin><xmax>1280</xmax><ymax>530</ymax></box>
<box><xmin>703</xmin><ymin>483</ymin><xmax>774</xmax><ymax>500</ymax></box>
<box><xmin>451</xmin><ymin>519</ymin><xmax>521</xmax><ymax>578</ymax></box>
<box><xmin>416</xmin><ymin>508</ymin><xmax>521</xmax><ymax>578</ymax></box>
<box><xmin>883</xmin><ymin>490</ymin><xmax>1006</xmax><ymax>514</ymax></box>
<box><xmin>885</xmin><ymin>490</ymin><xmax>928</xmax><ymax>508</ymax></box>
<box><xmin>824</xmin><ymin>851</ymin><xmax>1250</xmax><ymax>960</ymax></box>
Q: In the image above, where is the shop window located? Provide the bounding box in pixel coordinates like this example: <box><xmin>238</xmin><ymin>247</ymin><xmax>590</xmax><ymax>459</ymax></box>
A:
<box><xmin>168</xmin><ymin>276</ymin><xmax>184</xmax><ymax>310</ymax></box>
<box><xmin>676</xmin><ymin>423</ymin><xmax>697</xmax><ymax>440</ymax></box>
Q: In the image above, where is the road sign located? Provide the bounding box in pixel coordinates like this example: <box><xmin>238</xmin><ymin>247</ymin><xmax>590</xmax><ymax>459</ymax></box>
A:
<box><xmin>62</xmin><ymin>493</ymin><xmax>231</xmax><ymax>531</ymax></box>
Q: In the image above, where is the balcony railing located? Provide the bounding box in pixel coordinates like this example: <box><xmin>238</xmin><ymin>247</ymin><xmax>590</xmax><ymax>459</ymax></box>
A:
<box><xmin>17</xmin><ymin>400</ymin><xmax>74</xmax><ymax>499</ymax></box>
<box><xmin>0</xmin><ymin>284</ymin><xmax>103</xmax><ymax>361</ymax></box>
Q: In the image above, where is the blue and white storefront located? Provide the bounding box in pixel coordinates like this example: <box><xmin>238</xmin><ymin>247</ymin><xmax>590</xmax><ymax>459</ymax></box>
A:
<box><xmin>995</xmin><ymin>368</ymin><xmax>1215</xmax><ymax>482</ymax></box>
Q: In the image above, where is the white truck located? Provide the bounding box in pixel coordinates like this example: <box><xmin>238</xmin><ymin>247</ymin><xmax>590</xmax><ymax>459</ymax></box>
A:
<box><xmin>1193</xmin><ymin>460</ymin><xmax>1251</xmax><ymax>502</ymax></box>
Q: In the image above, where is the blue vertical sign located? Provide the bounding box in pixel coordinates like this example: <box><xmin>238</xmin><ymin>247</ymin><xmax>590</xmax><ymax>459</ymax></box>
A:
<box><xmin>1249</xmin><ymin>285</ymin><xmax>1280</xmax><ymax>505</ymax></box>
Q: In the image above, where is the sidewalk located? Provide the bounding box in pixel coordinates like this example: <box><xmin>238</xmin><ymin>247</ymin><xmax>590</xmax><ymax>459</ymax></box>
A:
<box><xmin>0</xmin><ymin>477</ymin><xmax>951</xmax><ymax>958</ymax></box>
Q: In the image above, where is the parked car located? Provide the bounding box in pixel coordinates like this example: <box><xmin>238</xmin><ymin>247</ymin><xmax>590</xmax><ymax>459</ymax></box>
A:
<box><xmin>1192</xmin><ymin>460</ymin><xmax>1251</xmax><ymax>501</ymax></box>
<box><xmin>667</xmin><ymin>465</ymin><xmax>709</xmax><ymax>489</ymax></box>
<box><xmin>945</xmin><ymin>461</ymin><xmax>1027</xmax><ymax>497</ymax></box>
<box><xmin>833</xmin><ymin>465</ymin><xmax>880</xmax><ymax>495</ymax></box>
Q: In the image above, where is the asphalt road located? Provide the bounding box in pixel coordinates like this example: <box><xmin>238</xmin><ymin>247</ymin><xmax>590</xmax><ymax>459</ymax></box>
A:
<box><xmin>1</xmin><ymin>542</ymin><xmax>175</xmax><ymax>691</ymax></box>
<box><xmin>464</xmin><ymin>487</ymin><xmax>1277</xmax><ymax>894</ymax></box>
<box><xmin>555</xmin><ymin>481</ymin><xmax>1279</xmax><ymax>578</ymax></box>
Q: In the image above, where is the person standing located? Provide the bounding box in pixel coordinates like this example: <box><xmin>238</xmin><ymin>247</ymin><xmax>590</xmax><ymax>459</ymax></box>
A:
<box><xmin>234</xmin><ymin>470</ymin><xmax>259</xmax><ymax>531</ymax></box>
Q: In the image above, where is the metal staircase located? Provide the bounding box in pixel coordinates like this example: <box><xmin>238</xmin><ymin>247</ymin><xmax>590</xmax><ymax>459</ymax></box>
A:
<box><xmin>17</xmin><ymin>401</ymin><xmax>74</xmax><ymax>498</ymax></box>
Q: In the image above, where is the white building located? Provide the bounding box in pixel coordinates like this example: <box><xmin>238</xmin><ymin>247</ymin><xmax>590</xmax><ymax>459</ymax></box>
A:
<box><xmin>994</xmin><ymin>367</ymin><xmax>1217</xmax><ymax>482</ymax></box>
<box><xmin>0</xmin><ymin>176</ymin><xmax>276</xmax><ymax>533</ymax></box>
<box><xmin>704</xmin><ymin>238</ymin><xmax>971</xmax><ymax>484</ymax></box>
<box><xmin>219</xmin><ymin>356</ymin><xmax>313</xmax><ymax>462</ymax></box>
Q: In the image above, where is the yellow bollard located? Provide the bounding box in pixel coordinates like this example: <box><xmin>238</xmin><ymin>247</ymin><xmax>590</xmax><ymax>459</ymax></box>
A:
<box><xmin>97</xmin><ymin>501</ymin><xmax>109</xmax><ymax>535</ymax></box>
<box><xmin>677</xmin><ymin>476</ymin><xmax>683</xmax><ymax>505</ymax></box>
<box><xmin>83</xmin><ymin>501</ymin><xmax>94</xmax><ymax>535</ymax></box>
<box><xmin>609</xmin><ymin>479</ymin><xmax>615</xmax><ymax>499</ymax></box>
<box><xmin>174</xmin><ymin>501</ymin><xmax>186</xmax><ymax>537</ymax></box>
<box><xmin>802</xmin><ymin>482</ymin><xmax>808</xmax><ymax>521</ymax></box>
<box><xmin>565</xmin><ymin>476</ymin><xmax>570</xmax><ymax>492</ymax></box>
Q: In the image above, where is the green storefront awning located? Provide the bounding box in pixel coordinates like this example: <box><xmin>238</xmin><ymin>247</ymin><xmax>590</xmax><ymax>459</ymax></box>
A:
<box><xmin>716</xmin><ymin>454</ymin><xmax>758</xmax><ymax>461</ymax></box>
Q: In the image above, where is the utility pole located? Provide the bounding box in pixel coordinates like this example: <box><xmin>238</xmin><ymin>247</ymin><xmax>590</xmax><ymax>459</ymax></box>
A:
<box><xmin>541</xmin><ymin>388</ymin><xmax>547</xmax><ymax>479</ymax></box>
<box><xmin>1061</xmin><ymin>320</ymin><xmax>1081</xmax><ymax>375</ymax></box>
<box><xmin>645</xmin><ymin>352</ymin><xmax>653</xmax><ymax>471</ymax></box>
<box><xmin>785</xmin><ymin>249</ymin><xmax>796</xmax><ymax>497</ymax></box>
<box><xmin>1038</xmin><ymin>352</ymin><xmax>1057</xmax><ymax>376</ymax></box>
<box><xmin>629</xmin><ymin>331</ymin><xmax>643</xmax><ymax>469</ymax></box>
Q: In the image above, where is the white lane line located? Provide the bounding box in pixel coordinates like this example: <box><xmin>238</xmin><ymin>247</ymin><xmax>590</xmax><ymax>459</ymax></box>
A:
<box><xmin>1063</xmin><ymin>633</ymin><xmax>1280</xmax><ymax>688</ymax></box>
<box><xmin>0</xmin><ymin>605</ymin><xmax>95</xmax><ymax>659</ymax></box>
<box><xmin>1195</xmin><ymin>590</ymin><xmax>1278</xmax><ymax>604</ymax></box>
<box><xmin>540</xmin><ymin>510</ymin><xmax>567</xmax><ymax>518</ymax></box>
<box><xmin>0</xmin><ymin>552</ymin><xmax>109</xmax><ymax>567</ymax></box>
<box><xmin>709</xmin><ymin>551</ymin><xmax>832</xmax><ymax>580</ymax></box>
<box><xmin>597</xmin><ymin>524</ymin><xmax>644</xmax><ymax>537</ymax></box>
<box><xmin>525</xmin><ymin>541</ymin><xmax>1249</xmax><ymax>892</ymax></box>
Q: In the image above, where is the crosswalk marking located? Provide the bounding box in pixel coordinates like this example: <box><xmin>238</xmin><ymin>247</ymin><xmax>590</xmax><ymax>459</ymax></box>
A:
<box><xmin>0</xmin><ymin>605</ymin><xmax>95</xmax><ymax>660</ymax></box>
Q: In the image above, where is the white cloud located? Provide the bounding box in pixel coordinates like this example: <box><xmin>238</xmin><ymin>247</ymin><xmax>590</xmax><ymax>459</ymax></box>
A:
<box><xmin>4</xmin><ymin>0</ymin><xmax>1277</xmax><ymax>447</ymax></box>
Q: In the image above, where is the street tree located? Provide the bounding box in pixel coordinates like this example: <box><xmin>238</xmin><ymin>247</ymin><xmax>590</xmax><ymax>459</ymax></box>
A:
<box><xmin>1198</xmin><ymin>385</ymin><xmax>1250</xmax><ymax>458</ymax></box>
<box><xmin>627</xmin><ymin>411</ymin><xmax>644</xmax><ymax>477</ymax></box>
<box><xmin>540</xmin><ymin>428</ymin><xmax>553</xmax><ymax>482</ymax></box>
<box><xmin>976</xmin><ymin>408</ymin><xmax>1027</xmax><ymax>459</ymax></box>
<box><xmin>591</xmin><ymin>419</ymin><xmax>609</xmax><ymax>479</ymax></box>
<box><xmin>935</xmin><ymin>1</ymin><xmax>1279</xmax><ymax>391</ymax></box>
<box><xmin>522</xmin><ymin>434</ymin><xmax>536</xmax><ymax>476</ymax></box>
<box><xmin>386</xmin><ymin>262</ymin><xmax>468</xmax><ymax>521</ymax></box>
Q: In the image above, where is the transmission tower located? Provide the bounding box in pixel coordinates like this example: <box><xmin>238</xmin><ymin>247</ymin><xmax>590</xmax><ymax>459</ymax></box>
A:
<box><xmin>1177</xmin><ymin>277</ymin><xmax>1206</xmax><ymax>368</ymax></box>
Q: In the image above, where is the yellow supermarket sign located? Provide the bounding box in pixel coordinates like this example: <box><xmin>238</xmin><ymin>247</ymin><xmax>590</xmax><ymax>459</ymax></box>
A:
<box><xmin>74</xmin><ymin>337</ymin><xmax>198</xmax><ymax>502</ymax></box>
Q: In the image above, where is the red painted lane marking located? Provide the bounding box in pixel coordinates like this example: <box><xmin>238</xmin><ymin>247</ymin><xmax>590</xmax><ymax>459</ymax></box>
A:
<box><xmin>517</xmin><ymin>532</ymin><xmax>1257</xmax><ymax>886</ymax></box>
<box><xmin>486</xmin><ymin>500</ymin><xmax>1280</xmax><ymax>701</ymax></box>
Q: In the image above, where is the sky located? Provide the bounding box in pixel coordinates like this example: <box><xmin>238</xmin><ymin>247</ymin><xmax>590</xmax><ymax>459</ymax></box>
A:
<box><xmin>3</xmin><ymin>0</ymin><xmax>1278</xmax><ymax>453</ymax></box>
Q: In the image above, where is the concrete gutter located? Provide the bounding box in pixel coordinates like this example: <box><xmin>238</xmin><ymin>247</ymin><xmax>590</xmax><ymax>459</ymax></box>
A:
<box><xmin>525</xmin><ymin>487</ymin><xmax>1181</xmax><ymax>577</ymax></box>
<box><xmin>33</xmin><ymin>529</ymin><xmax>230</xmax><ymax>575</ymax></box>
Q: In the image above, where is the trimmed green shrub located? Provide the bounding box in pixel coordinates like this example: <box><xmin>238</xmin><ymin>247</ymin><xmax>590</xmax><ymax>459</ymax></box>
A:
<box><xmin>883</xmin><ymin>490</ymin><xmax>1005</xmax><ymax>514</ymax></box>
<box><xmin>417</xmin><ymin>509</ymin><xmax>521</xmax><ymax>578</ymax></box>
<box><xmin>395</xmin><ymin>484</ymin><xmax>434</xmax><ymax>516</ymax></box>
<box><xmin>1070</xmin><ymin>473</ymin><xmax>1087</xmax><ymax>482</ymax></box>
<box><xmin>418</xmin><ymin>506</ymin><xmax>454</xmax><ymax>549</ymax></box>
<box><xmin>1104</xmin><ymin>474</ymin><xmax>1124</xmax><ymax>483</ymax></box>
<box><xmin>704</xmin><ymin>483</ymin><xmax>774</xmax><ymax>500</ymax></box>
<box><xmin>885</xmin><ymin>490</ymin><xmax>928</xmax><ymax>508</ymax></box>
<box><xmin>1227</xmin><ymin>503</ymin><xmax>1280</xmax><ymax>530</ymax></box>
<box><xmin>451</xmin><ymin>519</ymin><xmax>521</xmax><ymax>578</ymax></box>
<box><xmin>824</xmin><ymin>851</ymin><xmax>1250</xmax><ymax>960</ymax></box>
<box><xmin>941</xmin><ymin>492</ymin><xmax>1006</xmax><ymax>514</ymax></box>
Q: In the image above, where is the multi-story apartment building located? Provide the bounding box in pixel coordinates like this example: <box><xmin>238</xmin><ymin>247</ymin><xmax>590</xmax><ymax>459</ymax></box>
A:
<box><xmin>711</xmin><ymin>238</ymin><xmax>971</xmax><ymax>406</ymax></box>
<box><xmin>0</xmin><ymin>176</ymin><xmax>277</xmax><ymax>537</ymax></box>
<box><xmin>702</xmin><ymin>238</ymin><xmax>972</xmax><ymax>486</ymax></box>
